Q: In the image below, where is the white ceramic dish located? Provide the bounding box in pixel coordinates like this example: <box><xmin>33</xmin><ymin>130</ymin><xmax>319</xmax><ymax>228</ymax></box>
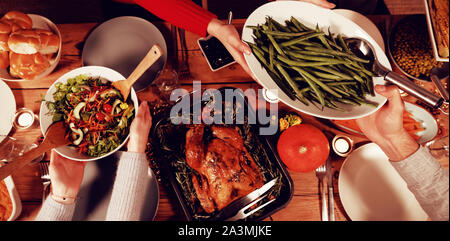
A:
<box><xmin>333</xmin><ymin>9</ymin><xmax>385</xmax><ymax>51</ymax></box>
<box><xmin>72</xmin><ymin>154</ymin><xmax>159</xmax><ymax>221</ymax></box>
<box><xmin>242</xmin><ymin>1</ymin><xmax>389</xmax><ymax>120</ymax></box>
<box><xmin>404</xmin><ymin>102</ymin><xmax>438</xmax><ymax>144</ymax></box>
<box><xmin>39</xmin><ymin>66</ymin><xmax>139</xmax><ymax>161</ymax></box>
<box><xmin>82</xmin><ymin>16</ymin><xmax>167</xmax><ymax>92</ymax></box>
<box><xmin>423</xmin><ymin>0</ymin><xmax>449</xmax><ymax>62</ymax></box>
<box><xmin>0</xmin><ymin>14</ymin><xmax>62</xmax><ymax>81</ymax></box>
<box><xmin>331</xmin><ymin>102</ymin><xmax>438</xmax><ymax>144</ymax></box>
<box><xmin>338</xmin><ymin>143</ymin><xmax>428</xmax><ymax>221</ymax></box>
<box><xmin>3</xmin><ymin>176</ymin><xmax>22</xmax><ymax>221</ymax></box>
<box><xmin>0</xmin><ymin>80</ymin><xmax>16</xmax><ymax>143</ymax></box>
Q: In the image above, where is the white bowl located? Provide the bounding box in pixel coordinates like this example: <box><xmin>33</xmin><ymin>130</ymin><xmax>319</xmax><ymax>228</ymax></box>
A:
<box><xmin>0</xmin><ymin>14</ymin><xmax>62</xmax><ymax>82</ymax></box>
<box><xmin>242</xmin><ymin>1</ymin><xmax>390</xmax><ymax>120</ymax></box>
<box><xmin>3</xmin><ymin>176</ymin><xmax>22</xmax><ymax>221</ymax></box>
<box><xmin>39</xmin><ymin>66</ymin><xmax>139</xmax><ymax>161</ymax></box>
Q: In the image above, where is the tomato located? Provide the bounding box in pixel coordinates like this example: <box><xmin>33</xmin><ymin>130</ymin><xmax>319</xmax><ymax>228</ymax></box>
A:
<box><xmin>103</xmin><ymin>103</ymin><xmax>112</xmax><ymax>113</ymax></box>
<box><xmin>95</xmin><ymin>112</ymin><xmax>105</xmax><ymax>121</ymax></box>
<box><xmin>277</xmin><ymin>124</ymin><xmax>329</xmax><ymax>173</ymax></box>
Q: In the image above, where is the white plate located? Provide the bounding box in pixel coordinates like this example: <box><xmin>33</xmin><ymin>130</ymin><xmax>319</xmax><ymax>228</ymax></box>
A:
<box><xmin>39</xmin><ymin>66</ymin><xmax>139</xmax><ymax>162</ymax></box>
<box><xmin>338</xmin><ymin>143</ymin><xmax>428</xmax><ymax>221</ymax></box>
<box><xmin>333</xmin><ymin>9</ymin><xmax>385</xmax><ymax>51</ymax></box>
<box><xmin>82</xmin><ymin>16</ymin><xmax>167</xmax><ymax>92</ymax></box>
<box><xmin>404</xmin><ymin>102</ymin><xmax>438</xmax><ymax>144</ymax></box>
<box><xmin>72</xmin><ymin>154</ymin><xmax>159</xmax><ymax>221</ymax></box>
<box><xmin>331</xmin><ymin>102</ymin><xmax>438</xmax><ymax>144</ymax></box>
<box><xmin>0</xmin><ymin>80</ymin><xmax>16</xmax><ymax>142</ymax></box>
<box><xmin>0</xmin><ymin>14</ymin><xmax>62</xmax><ymax>81</ymax></box>
<box><xmin>242</xmin><ymin>1</ymin><xmax>389</xmax><ymax>120</ymax></box>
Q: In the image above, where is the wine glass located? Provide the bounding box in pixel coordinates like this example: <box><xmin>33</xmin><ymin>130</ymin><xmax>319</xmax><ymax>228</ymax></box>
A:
<box><xmin>425</xmin><ymin>135</ymin><xmax>449</xmax><ymax>159</ymax></box>
<box><xmin>0</xmin><ymin>136</ymin><xmax>44</xmax><ymax>166</ymax></box>
<box><xmin>152</xmin><ymin>68</ymin><xmax>179</xmax><ymax>102</ymax></box>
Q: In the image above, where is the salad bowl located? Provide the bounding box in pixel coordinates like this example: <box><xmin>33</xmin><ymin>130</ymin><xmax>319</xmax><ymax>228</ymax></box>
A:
<box><xmin>39</xmin><ymin>66</ymin><xmax>139</xmax><ymax>161</ymax></box>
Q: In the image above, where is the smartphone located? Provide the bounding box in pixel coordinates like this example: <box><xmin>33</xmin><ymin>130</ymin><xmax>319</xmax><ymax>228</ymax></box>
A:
<box><xmin>198</xmin><ymin>35</ymin><xmax>236</xmax><ymax>72</ymax></box>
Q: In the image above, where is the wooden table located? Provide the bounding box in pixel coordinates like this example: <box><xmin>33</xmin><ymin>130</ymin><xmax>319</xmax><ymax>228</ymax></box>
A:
<box><xmin>5</xmin><ymin>16</ymin><xmax>448</xmax><ymax>221</ymax></box>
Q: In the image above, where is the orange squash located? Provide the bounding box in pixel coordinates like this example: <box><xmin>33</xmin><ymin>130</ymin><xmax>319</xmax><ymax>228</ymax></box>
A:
<box><xmin>277</xmin><ymin>124</ymin><xmax>329</xmax><ymax>173</ymax></box>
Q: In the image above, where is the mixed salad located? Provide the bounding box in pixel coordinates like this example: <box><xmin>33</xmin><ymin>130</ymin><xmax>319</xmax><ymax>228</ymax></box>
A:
<box><xmin>46</xmin><ymin>74</ymin><xmax>135</xmax><ymax>157</ymax></box>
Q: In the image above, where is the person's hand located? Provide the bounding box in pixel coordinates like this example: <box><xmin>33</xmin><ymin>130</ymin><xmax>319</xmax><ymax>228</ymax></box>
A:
<box><xmin>207</xmin><ymin>19</ymin><xmax>255</xmax><ymax>79</ymax></box>
<box><xmin>295</xmin><ymin>0</ymin><xmax>336</xmax><ymax>8</ymax></box>
<box><xmin>127</xmin><ymin>101</ymin><xmax>152</xmax><ymax>153</ymax></box>
<box><xmin>49</xmin><ymin>150</ymin><xmax>86</xmax><ymax>203</ymax></box>
<box><xmin>356</xmin><ymin>85</ymin><xmax>419</xmax><ymax>161</ymax></box>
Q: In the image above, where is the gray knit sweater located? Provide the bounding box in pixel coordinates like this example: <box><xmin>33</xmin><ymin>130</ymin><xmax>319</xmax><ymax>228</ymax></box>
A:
<box><xmin>35</xmin><ymin>151</ymin><xmax>149</xmax><ymax>221</ymax></box>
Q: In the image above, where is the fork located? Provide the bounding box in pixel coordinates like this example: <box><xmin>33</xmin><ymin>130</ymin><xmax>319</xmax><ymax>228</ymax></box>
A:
<box><xmin>39</xmin><ymin>161</ymin><xmax>51</xmax><ymax>202</ymax></box>
<box><xmin>177</xmin><ymin>28</ymin><xmax>190</xmax><ymax>79</ymax></box>
<box><xmin>315</xmin><ymin>164</ymin><xmax>328</xmax><ymax>221</ymax></box>
<box><xmin>226</xmin><ymin>193</ymin><xmax>276</xmax><ymax>221</ymax></box>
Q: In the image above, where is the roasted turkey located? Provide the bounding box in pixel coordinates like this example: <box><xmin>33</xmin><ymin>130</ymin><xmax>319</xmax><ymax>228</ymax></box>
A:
<box><xmin>185</xmin><ymin>125</ymin><xmax>264</xmax><ymax>213</ymax></box>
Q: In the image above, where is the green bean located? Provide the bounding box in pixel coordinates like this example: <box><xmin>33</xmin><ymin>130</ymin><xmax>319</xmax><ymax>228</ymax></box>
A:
<box><xmin>261</xmin><ymin>30</ymin><xmax>314</xmax><ymax>37</ymax></box>
<box><xmin>266</xmin><ymin>17</ymin><xmax>291</xmax><ymax>32</ymax></box>
<box><xmin>304</xmin><ymin>46</ymin><xmax>370</xmax><ymax>63</ymax></box>
<box><xmin>326</xmin><ymin>81</ymin><xmax>358</xmax><ymax>86</ymax></box>
<box><xmin>337</xmin><ymin>34</ymin><xmax>351</xmax><ymax>53</ymax></box>
<box><xmin>275</xmin><ymin>63</ymin><xmax>309</xmax><ymax>105</ymax></box>
<box><xmin>294</xmin><ymin>67</ymin><xmax>325</xmax><ymax>108</ymax></box>
<box><xmin>279</xmin><ymin>32</ymin><xmax>325</xmax><ymax>47</ymax></box>
<box><xmin>312</xmin><ymin>66</ymin><xmax>354</xmax><ymax>79</ymax></box>
<box><xmin>262</xmin><ymin>25</ymin><xmax>287</xmax><ymax>57</ymax></box>
<box><xmin>331</xmin><ymin>86</ymin><xmax>352</xmax><ymax>97</ymax></box>
<box><xmin>293</xmin><ymin>66</ymin><xmax>342</xmax><ymax>99</ymax></box>
<box><xmin>286</xmin><ymin>51</ymin><xmax>339</xmax><ymax>62</ymax></box>
<box><xmin>277</xmin><ymin>55</ymin><xmax>347</xmax><ymax>67</ymax></box>
<box><xmin>290</xmin><ymin>16</ymin><xmax>312</xmax><ymax>31</ymax></box>
<box><xmin>269</xmin><ymin>44</ymin><xmax>274</xmax><ymax>70</ymax></box>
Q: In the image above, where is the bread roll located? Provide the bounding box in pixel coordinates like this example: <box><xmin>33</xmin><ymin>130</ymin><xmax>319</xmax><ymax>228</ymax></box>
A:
<box><xmin>0</xmin><ymin>33</ymin><xmax>9</xmax><ymax>51</ymax></box>
<box><xmin>8</xmin><ymin>29</ymin><xmax>40</xmax><ymax>54</ymax></box>
<box><xmin>1</xmin><ymin>11</ymin><xmax>32</xmax><ymax>31</ymax></box>
<box><xmin>0</xmin><ymin>50</ymin><xmax>8</xmax><ymax>69</ymax></box>
<box><xmin>35</xmin><ymin>29</ymin><xmax>59</xmax><ymax>54</ymax></box>
<box><xmin>9</xmin><ymin>52</ymin><xmax>50</xmax><ymax>79</ymax></box>
<box><xmin>0</xmin><ymin>21</ymin><xmax>11</xmax><ymax>34</ymax></box>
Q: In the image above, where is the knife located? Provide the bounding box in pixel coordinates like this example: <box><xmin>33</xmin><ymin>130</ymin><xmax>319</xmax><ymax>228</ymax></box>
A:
<box><xmin>326</xmin><ymin>157</ymin><xmax>335</xmax><ymax>221</ymax></box>
<box><xmin>210</xmin><ymin>177</ymin><xmax>278</xmax><ymax>221</ymax></box>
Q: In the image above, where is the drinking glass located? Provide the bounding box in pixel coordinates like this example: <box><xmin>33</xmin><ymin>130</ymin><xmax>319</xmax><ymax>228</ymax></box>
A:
<box><xmin>152</xmin><ymin>68</ymin><xmax>179</xmax><ymax>102</ymax></box>
<box><xmin>425</xmin><ymin>135</ymin><xmax>449</xmax><ymax>159</ymax></box>
<box><xmin>0</xmin><ymin>136</ymin><xmax>44</xmax><ymax>166</ymax></box>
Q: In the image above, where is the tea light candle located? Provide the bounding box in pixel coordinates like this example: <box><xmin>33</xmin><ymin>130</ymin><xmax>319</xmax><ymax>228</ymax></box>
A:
<box><xmin>17</xmin><ymin>112</ymin><xmax>33</xmax><ymax>128</ymax></box>
<box><xmin>13</xmin><ymin>108</ymin><xmax>35</xmax><ymax>129</ymax></box>
<box><xmin>334</xmin><ymin>137</ymin><xmax>350</xmax><ymax>154</ymax></box>
<box><xmin>332</xmin><ymin>135</ymin><xmax>353</xmax><ymax>157</ymax></box>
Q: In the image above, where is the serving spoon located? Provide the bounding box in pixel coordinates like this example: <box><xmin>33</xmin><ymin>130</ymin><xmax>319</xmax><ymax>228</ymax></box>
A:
<box><xmin>112</xmin><ymin>44</ymin><xmax>163</xmax><ymax>101</ymax></box>
<box><xmin>0</xmin><ymin>121</ymin><xmax>70</xmax><ymax>181</ymax></box>
<box><xmin>344</xmin><ymin>37</ymin><xmax>445</xmax><ymax>109</ymax></box>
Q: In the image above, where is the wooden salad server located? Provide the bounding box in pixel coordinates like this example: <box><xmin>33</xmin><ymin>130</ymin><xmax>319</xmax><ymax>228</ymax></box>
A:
<box><xmin>112</xmin><ymin>44</ymin><xmax>164</xmax><ymax>101</ymax></box>
<box><xmin>0</xmin><ymin>121</ymin><xmax>70</xmax><ymax>181</ymax></box>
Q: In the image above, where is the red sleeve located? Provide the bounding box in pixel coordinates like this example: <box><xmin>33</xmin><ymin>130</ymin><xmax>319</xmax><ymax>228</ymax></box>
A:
<box><xmin>134</xmin><ymin>0</ymin><xmax>217</xmax><ymax>37</ymax></box>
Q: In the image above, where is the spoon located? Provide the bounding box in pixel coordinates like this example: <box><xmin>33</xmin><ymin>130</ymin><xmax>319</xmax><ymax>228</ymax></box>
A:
<box><xmin>430</xmin><ymin>62</ymin><xmax>449</xmax><ymax>101</ymax></box>
<box><xmin>345</xmin><ymin>37</ymin><xmax>445</xmax><ymax>109</ymax></box>
<box><xmin>112</xmin><ymin>44</ymin><xmax>163</xmax><ymax>101</ymax></box>
<box><xmin>0</xmin><ymin>121</ymin><xmax>70</xmax><ymax>181</ymax></box>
